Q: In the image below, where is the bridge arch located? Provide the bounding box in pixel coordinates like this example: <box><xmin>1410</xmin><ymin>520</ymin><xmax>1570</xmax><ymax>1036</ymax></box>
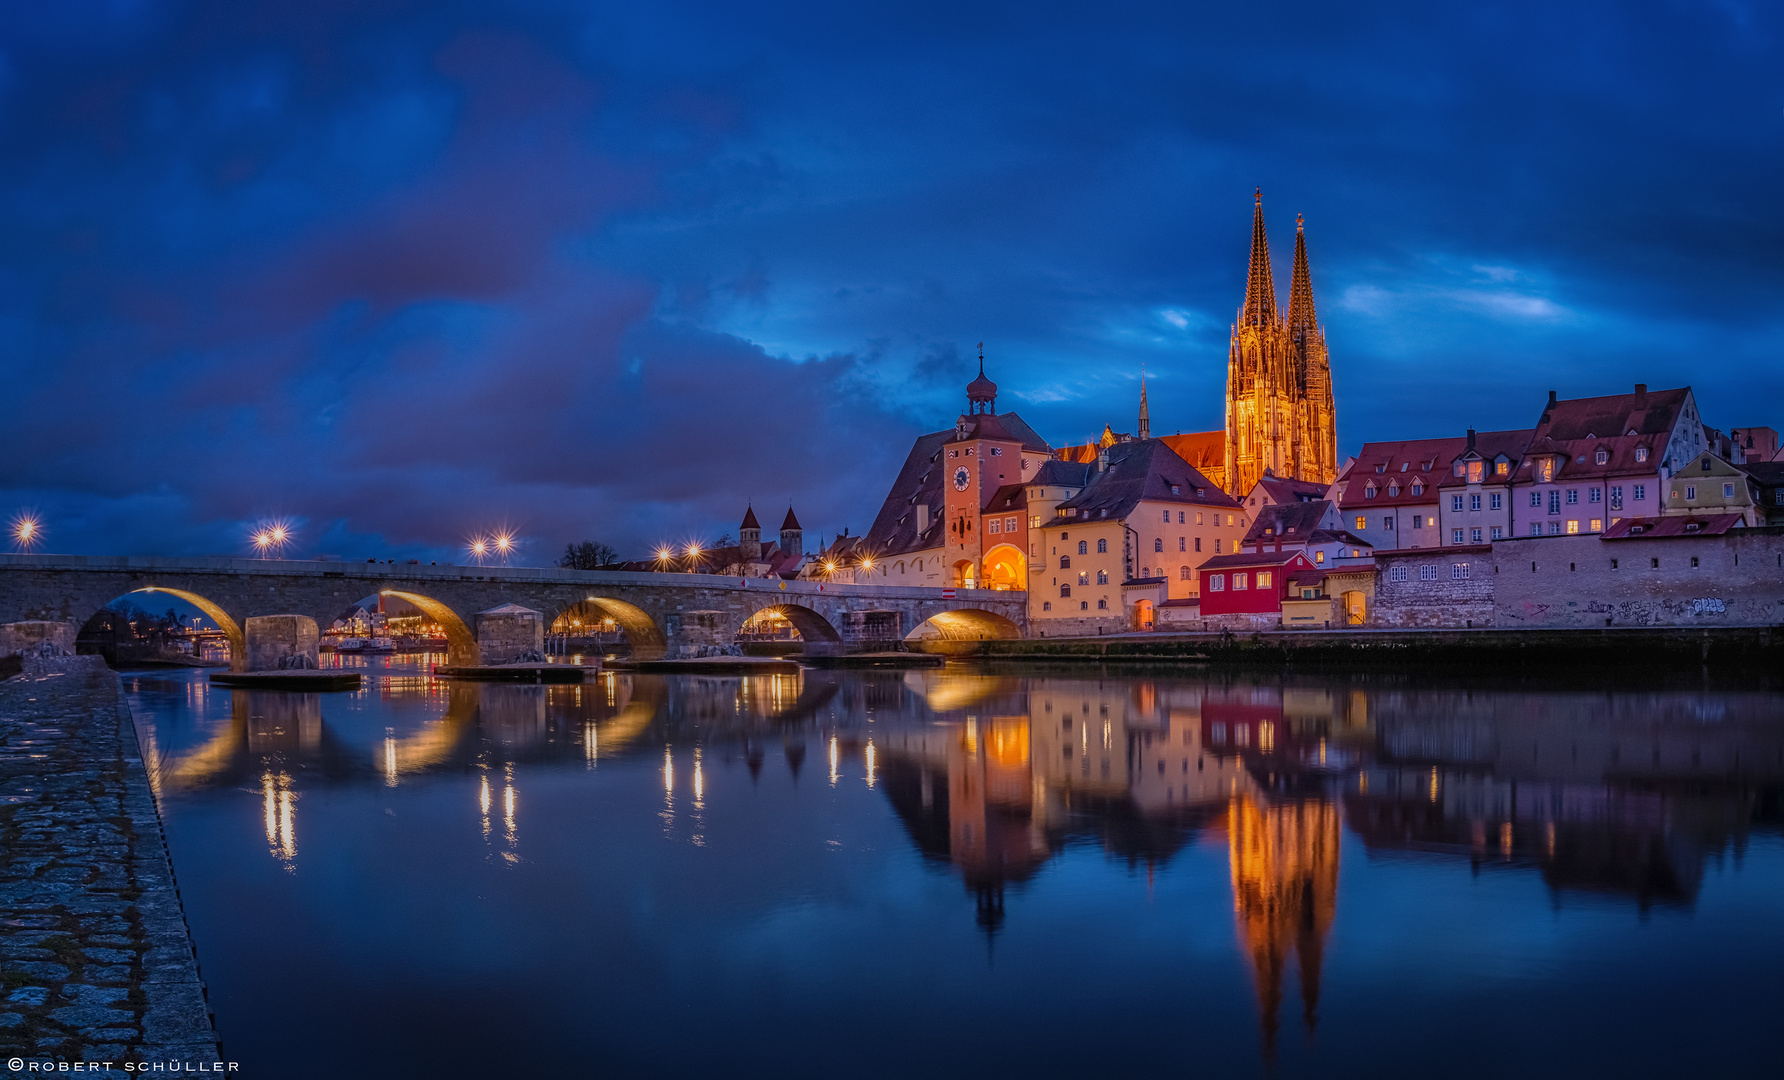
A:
<box><xmin>738</xmin><ymin>603</ymin><xmax>843</xmax><ymax>655</ymax></box>
<box><xmin>905</xmin><ymin>607</ymin><xmax>1023</xmax><ymax>649</ymax></box>
<box><xmin>578</xmin><ymin>596</ymin><xmax>669</xmax><ymax>658</ymax></box>
<box><xmin>83</xmin><ymin>586</ymin><xmax>247</xmax><ymax>671</ymax></box>
<box><xmin>378</xmin><ymin>589</ymin><xmax>479</xmax><ymax>666</ymax></box>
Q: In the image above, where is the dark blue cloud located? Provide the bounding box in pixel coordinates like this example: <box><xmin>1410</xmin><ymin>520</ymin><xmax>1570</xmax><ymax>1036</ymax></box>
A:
<box><xmin>0</xmin><ymin>0</ymin><xmax>1778</xmax><ymax>560</ymax></box>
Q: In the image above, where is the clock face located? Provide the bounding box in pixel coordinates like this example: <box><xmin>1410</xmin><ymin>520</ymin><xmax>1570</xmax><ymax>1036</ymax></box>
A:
<box><xmin>953</xmin><ymin>466</ymin><xmax>970</xmax><ymax>491</ymax></box>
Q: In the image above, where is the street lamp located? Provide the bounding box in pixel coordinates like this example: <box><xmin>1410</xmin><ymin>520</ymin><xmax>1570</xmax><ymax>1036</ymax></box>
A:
<box><xmin>11</xmin><ymin>513</ymin><xmax>42</xmax><ymax>552</ymax></box>
<box><xmin>250</xmin><ymin>520</ymin><xmax>292</xmax><ymax>559</ymax></box>
<box><xmin>685</xmin><ymin>542</ymin><xmax>701</xmax><ymax>572</ymax></box>
<box><xmin>468</xmin><ymin>537</ymin><xmax>490</xmax><ymax>565</ymax></box>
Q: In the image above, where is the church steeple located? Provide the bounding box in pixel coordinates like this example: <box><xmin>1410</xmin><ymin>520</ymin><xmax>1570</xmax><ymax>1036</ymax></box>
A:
<box><xmin>1288</xmin><ymin>213</ymin><xmax>1317</xmax><ymax>334</ymax></box>
<box><xmin>1137</xmin><ymin>372</ymin><xmax>1150</xmax><ymax>440</ymax></box>
<box><xmin>965</xmin><ymin>341</ymin><xmax>998</xmax><ymax>415</ymax></box>
<box><xmin>1241</xmin><ymin>188</ymin><xmax>1277</xmax><ymax>327</ymax></box>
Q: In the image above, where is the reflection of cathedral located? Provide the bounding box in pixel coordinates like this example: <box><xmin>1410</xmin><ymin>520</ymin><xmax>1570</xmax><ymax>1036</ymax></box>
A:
<box><xmin>1227</xmin><ymin>796</ymin><xmax>1340</xmax><ymax>1056</ymax></box>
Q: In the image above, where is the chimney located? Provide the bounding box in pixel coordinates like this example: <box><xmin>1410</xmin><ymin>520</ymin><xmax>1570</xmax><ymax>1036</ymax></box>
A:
<box><xmin>1097</xmin><ymin>446</ymin><xmax>1109</xmax><ymax>473</ymax></box>
<box><xmin>1547</xmin><ymin>390</ymin><xmax>1557</xmax><ymax>407</ymax></box>
<box><xmin>1635</xmin><ymin>382</ymin><xmax>1648</xmax><ymax>406</ymax></box>
<box><xmin>1466</xmin><ymin>428</ymin><xmax>1476</xmax><ymax>450</ymax></box>
<box><xmin>915</xmin><ymin>504</ymin><xmax>930</xmax><ymax>534</ymax></box>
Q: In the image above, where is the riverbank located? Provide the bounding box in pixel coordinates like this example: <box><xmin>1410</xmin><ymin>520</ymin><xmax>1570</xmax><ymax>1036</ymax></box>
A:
<box><xmin>0</xmin><ymin>658</ymin><xmax>219</xmax><ymax>1064</ymax></box>
<box><xmin>977</xmin><ymin>624</ymin><xmax>1783</xmax><ymax>668</ymax></box>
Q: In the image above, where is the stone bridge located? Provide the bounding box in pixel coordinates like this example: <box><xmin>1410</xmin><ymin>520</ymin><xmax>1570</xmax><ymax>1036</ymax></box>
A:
<box><xmin>0</xmin><ymin>555</ymin><xmax>1028</xmax><ymax>670</ymax></box>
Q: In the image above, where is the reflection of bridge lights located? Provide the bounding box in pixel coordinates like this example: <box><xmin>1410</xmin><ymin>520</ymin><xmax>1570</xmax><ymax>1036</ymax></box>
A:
<box><xmin>584</xmin><ymin>720</ymin><xmax>598</xmax><ymax>767</ymax></box>
<box><xmin>829</xmin><ymin>736</ymin><xmax>839</xmax><ymax>786</ymax></box>
<box><xmin>865</xmin><ymin>739</ymin><xmax>876</xmax><ymax>789</ymax></box>
<box><xmin>479</xmin><ymin>773</ymin><xmax>492</xmax><ymax>839</ymax></box>
<box><xmin>664</xmin><ymin>746</ymin><xmax>674</xmax><ymax>794</ymax></box>
<box><xmin>693</xmin><ymin>747</ymin><xmax>704</xmax><ymax>809</ymax></box>
<box><xmin>262</xmin><ymin>771</ymin><xmax>297</xmax><ymax>865</ymax></box>
<box><xmin>384</xmin><ymin>732</ymin><xmax>397</xmax><ymax>787</ymax></box>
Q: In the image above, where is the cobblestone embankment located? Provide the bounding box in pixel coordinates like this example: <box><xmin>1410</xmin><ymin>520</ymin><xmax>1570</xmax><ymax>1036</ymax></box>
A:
<box><xmin>0</xmin><ymin>658</ymin><xmax>218</xmax><ymax>1063</ymax></box>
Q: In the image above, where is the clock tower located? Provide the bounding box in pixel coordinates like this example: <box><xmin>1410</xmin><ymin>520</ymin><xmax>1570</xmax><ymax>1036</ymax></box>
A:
<box><xmin>941</xmin><ymin>354</ymin><xmax>1041</xmax><ymax>589</ymax></box>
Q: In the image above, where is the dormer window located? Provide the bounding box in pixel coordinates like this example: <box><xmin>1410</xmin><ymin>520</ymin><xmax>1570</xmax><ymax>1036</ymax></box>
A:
<box><xmin>1170</xmin><ymin>484</ymin><xmax>1180</xmax><ymax>495</ymax></box>
<box><xmin>1411</xmin><ymin>482</ymin><xmax>1424</xmax><ymax>496</ymax></box>
<box><xmin>1630</xmin><ymin>525</ymin><xmax>1644</xmax><ymax>534</ymax></box>
<box><xmin>1636</xmin><ymin>447</ymin><xmax>1649</xmax><ymax>463</ymax></box>
<box><xmin>1495</xmin><ymin>459</ymin><xmax>1509</xmax><ymax>476</ymax></box>
<box><xmin>1595</xmin><ymin>449</ymin><xmax>1609</xmax><ymax>465</ymax></box>
<box><xmin>1453</xmin><ymin>461</ymin><xmax>1465</xmax><ymax>478</ymax></box>
<box><xmin>1400</xmin><ymin>462</ymin><xmax>1409</xmax><ymax>472</ymax></box>
<box><xmin>1388</xmin><ymin>483</ymin><xmax>1400</xmax><ymax>496</ymax></box>
<box><xmin>1535</xmin><ymin>458</ymin><xmax>1555</xmax><ymax>482</ymax></box>
<box><xmin>1196</xmin><ymin>488</ymin><xmax>1206</xmax><ymax>498</ymax></box>
<box><xmin>1466</xmin><ymin>461</ymin><xmax>1484</xmax><ymax>483</ymax></box>
<box><xmin>1685</xmin><ymin>522</ymin><xmax>1701</xmax><ymax>533</ymax></box>
<box><xmin>1365</xmin><ymin>484</ymin><xmax>1378</xmax><ymax>498</ymax></box>
<box><xmin>1375</xmin><ymin>464</ymin><xmax>1386</xmax><ymax>474</ymax></box>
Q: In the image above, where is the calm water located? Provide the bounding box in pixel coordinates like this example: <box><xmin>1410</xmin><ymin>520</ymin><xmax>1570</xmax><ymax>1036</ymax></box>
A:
<box><xmin>121</xmin><ymin>660</ymin><xmax>1784</xmax><ymax>1079</ymax></box>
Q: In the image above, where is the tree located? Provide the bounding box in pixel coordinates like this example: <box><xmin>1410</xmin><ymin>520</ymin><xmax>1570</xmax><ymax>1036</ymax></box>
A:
<box><xmin>559</xmin><ymin>541</ymin><xmax>620</xmax><ymax>570</ymax></box>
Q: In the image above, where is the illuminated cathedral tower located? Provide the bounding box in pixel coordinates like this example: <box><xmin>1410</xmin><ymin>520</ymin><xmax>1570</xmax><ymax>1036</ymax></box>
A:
<box><xmin>1223</xmin><ymin>191</ymin><xmax>1338</xmax><ymax>497</ymax></box>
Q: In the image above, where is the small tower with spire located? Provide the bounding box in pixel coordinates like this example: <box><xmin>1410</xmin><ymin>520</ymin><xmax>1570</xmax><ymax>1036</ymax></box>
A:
<box><xmin>779</xmin><ymin>506</ymin><xmax>803</xmax><ymax>560</ymax></box>
<box><xmin>965</xmin><ymin>342</ymin><xmax>997</xmax><ymax>415</ymax></box>
<box><xmin>739</xmin><ymin>505</ymin><xmax>762</xmax><ymax>562</ymax></box>
<box><xmin>1138</xmin><ymin>369</ymin><xmax>1151</xmax><ymax>440</ymax></box>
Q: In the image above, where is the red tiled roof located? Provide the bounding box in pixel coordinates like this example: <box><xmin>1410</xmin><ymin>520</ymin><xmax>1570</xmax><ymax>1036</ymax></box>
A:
<box><xmin>1336</xmin><ymin>437</ymin><xmax>1463</xmax><ymax>508</ymax></box>
<box><xmin>1600</xmin><ymin>514</ymin><xmax>1745</xmax><ymax>539</ymax></box>
<box><xmin>1197</xmin><ymin>550</ymin><xmax>1314</xmax><ymax>571</ymax></box>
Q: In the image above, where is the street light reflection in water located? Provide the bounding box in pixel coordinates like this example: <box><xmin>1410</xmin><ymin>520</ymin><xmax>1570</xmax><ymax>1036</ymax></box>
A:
<box><xmin>122</xmin><ymin>661</ymin><xmax>1784</xmax><ymax>1080</ymax></box>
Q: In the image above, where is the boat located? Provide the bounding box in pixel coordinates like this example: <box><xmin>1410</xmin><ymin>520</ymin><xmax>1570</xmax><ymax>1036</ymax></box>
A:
<box><xmin>335</xmin><ymin>637</ymin><xmax>368</xmax><ymax>653</ymax></box>
<box><xmin>362</xmin><ymin>637</ymin><xmax>396</xmax><ymax>653</ymax></box>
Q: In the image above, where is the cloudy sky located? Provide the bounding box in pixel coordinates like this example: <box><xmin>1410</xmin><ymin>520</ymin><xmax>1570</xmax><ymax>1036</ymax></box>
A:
<box><xmin>2</xmin><ymin>1</ymin><xmax>1778</xmax><ymax>562</ymax></box>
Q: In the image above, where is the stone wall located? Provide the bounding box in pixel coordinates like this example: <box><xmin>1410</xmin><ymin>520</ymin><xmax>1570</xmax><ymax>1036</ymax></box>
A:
<box><xmin>1493</xmin><ymin>529</ymin><xmax>1784</xmax><ymax>628</ymax></box>
<box><xmin>1029</xmin><ymin>614</ymin><xmax>1127</xmax><ymax>637</ymax></box>
<box><xmin>1373</xmin><ymin>548</ymin><xmax>1496</xmax><ymax>628</ymax></box>
<box><xmin>0</xmin><ymin>619</ymin><xmax>77</xmax><ymax>657</ymax></box>
<box><xmin>474</xmin><ymin>604</ymin><xmax>544</xmax><ymax>664</ymax></box>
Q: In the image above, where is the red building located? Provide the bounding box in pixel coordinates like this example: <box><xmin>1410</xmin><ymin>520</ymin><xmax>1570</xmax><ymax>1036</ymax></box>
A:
<box><xmin>1196</xmin><ymin>549</ymin><xmax>1316</xmax><ymax>617</ymax></box>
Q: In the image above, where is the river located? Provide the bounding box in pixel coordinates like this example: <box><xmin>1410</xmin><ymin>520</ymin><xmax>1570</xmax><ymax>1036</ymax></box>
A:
<box><xmin>120</xmin><ymin>659</ymin><xmax>1784</xmax><ymax>1078</ymax></box>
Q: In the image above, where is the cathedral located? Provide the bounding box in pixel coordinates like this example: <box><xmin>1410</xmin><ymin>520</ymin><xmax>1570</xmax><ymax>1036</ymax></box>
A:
<box><xmin>1224</xmin><ymin>190</ymin><xmax>1338</xmax><ymax>497</ymax></box>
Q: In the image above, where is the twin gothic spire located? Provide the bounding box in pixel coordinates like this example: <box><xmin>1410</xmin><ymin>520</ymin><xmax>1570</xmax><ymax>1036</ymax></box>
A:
<box><xmin>1241</xmin><ymin>189</ymin><xmax>1319</xmax><ymax>332</ymax></box>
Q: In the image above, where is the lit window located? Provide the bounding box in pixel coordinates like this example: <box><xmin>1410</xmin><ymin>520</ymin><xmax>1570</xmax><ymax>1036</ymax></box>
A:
<box><xmin>1255</xmin><ymin>570</ymin><xmax>1272</xmax><ymax>588</ymax></box>
<box><xmin>1078</xmin><ymin>572</ymin><xmax>1088</xmax><ymax>586</ymax></box>
<box><xmin>1233</xmin><ymin>573</ymin><xmax>1249</xmax><ymax>590</ymax></box>
<box><xmin>1467</xmin><ymin>461</ymin><xmax>1484</xmax><ymax>482</ymax></box>
<box><xmin>1636</xmin><ymin>447</ymin><xmax>1649</xmax><ymax>462</ymax></box>
<box><xmin>1209</xmin><ymin>574</ymin><xmax>1225</xmax><ymax>592</ymax></box>
<box><xmin>1451</xmin><ymin>562</ymin><xmax>1470</xmax><ymax>579</ymax></box>
<box><xmin>1589</xmin><ymin>518</ymin><xmax>1602</xmax><ymax>532</ymax></box>
<box><xmin>1495</xmin><ymin>461</ymin><xmax>1509</xmax><ymax>476</ymax></box>
<box><xmin>1315</xmin><ymin>550</ymin><xmax>1325</xmax><ymax>563</ymax></box>
<box><xmin>1595</xmin><ymin>449</ymin><xmax>1609</xmax><ymax>465</ymax></box>
<box><xmin>1097</xmin><ymin>570</ymin><xmax>1109</xmax><ymax>584</ymax></box>
<box><xmin>1196</xmin><ymin>512</ymin><xmax>1205</xmax><ymax>525</ymax></box>
<box><xmin>1567</xmin><ymin>520</ymin><xmax>1580</xmax><ymax>534</ymax></box>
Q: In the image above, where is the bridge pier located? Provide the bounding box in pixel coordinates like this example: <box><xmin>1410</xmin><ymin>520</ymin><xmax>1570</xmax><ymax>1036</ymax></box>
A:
<box><xmin>244</xmin><ymin>615</ymin><xmax>320</xmax><ymax>671</ymax></box>
<box><xmin>476</xmin><ymin>604</ymin><xmax>543</xmax><ymax>665</ymax></box>
<box><xmin>1</xmin><ymin>620</ymin><xmax>78</xmax><ymax>660</ymax></box>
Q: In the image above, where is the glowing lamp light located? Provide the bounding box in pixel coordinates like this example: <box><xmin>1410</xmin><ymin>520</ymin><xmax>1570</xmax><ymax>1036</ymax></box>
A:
<box><xmin>494</xmin><ymin>532</ymin><xmax>514</xmax><ymax>554</ymax></box>
<box><xmin>860</xmin><ymin>556</ymin><xmax>874</xmax><ymax>571</ymax></box>
<box><xmin>11</xmin><ymin>513</ymin><xmax>43</xmax><ymax>551</ymax></box>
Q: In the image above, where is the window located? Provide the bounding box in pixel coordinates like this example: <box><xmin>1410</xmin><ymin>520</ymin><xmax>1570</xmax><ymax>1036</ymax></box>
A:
<box><xmin>1536</xmin><ymin>458</ymin><xmax>1555</xmax><ymax>482</ymax></box>
<box><xmin>1490</xmin><ymin>493</ymin><xmax>1503</xmax><ymax>510</ymax></box>
<box><xmin>1388</xmin><ymin>483</ymin><xmax>1400</xmax><ymax>496</ymax></box>
<box><xmin>1209</xmin><ymin>574</ymin><xmax>1225</xmax><ymax>592</ymax></box>
<box><xmin>1005</xmin><ymin>516</ymin><xmax>1018</xmax><ymax>531</ymax></box>
<box><xmin>1178</xmin><ymin>565</ymin><xmax>1191</xmax><ymax>580</ymax></box>
<box><xmin>1162</xmin><ymin>509</ymin><xmax>1171</xmax><ymax>523</ymax></box>
<box><xmin>1389</xmin><ymin>565</ymin><xmax>1407</xmax><ymax>582</ymax></box>
<box><xmin>1685</xmin><ymin>485</ymin><xmax>1697</xmax><ymax>500</ymax></box>
<box><xmin>1030</xmin><ymin>515</ymin><xmax>1040</xmax><ymax>528</ymax></box>
<box><xmin>1194</xmin><ymin>537</ymin><xmax>1201</xmax><ymax>552</ymax></box>
<box><xmin>1595</xmin><ymin>449</ymin><xmax>1609</xmax><ymax>465</ymax></box>
<box><xmin>1469</xmin><ymin>528</ymin><xmax>1481</xmax><ymax>542</ymax></box>
<box><xmin>1549</xmin><ymin>521</ymin><xmax>1562</xmax><ymax>535</ymax></box>
<box><xmin>1077</xmin><ymin>540</ymin><xmax>1087</xmax><ymax>555</ymax></box>
<box><xmin>1549</xmin><ymin>491</ymin><xmax>1561</xmax><ymax>515</ymax></box>
<box><xmin>1633</xmin><ymin>484</ymin><xmax>1646</xmax><ymax>500</ymax></box>
<box><xmin>1589</xmin><ymin>518</ymin><xmax>1602</xmax><ymax>532</ymax></box>
<box><xmin>1467</xmin><ymin>461</ymin><xmax>1484</xmax><ymax>482</ymax></box>
<box><xmin>1233</xmin><ymin>572</ymin><xmax>1249</xmax><ymax>590</ymax></box>
<box><xmin>990</xmin><ymin>447</ymin><xmax>1001</xmax><ymax>456</ymax></box>
<box><xmin>1214</xmin><ymin>539</ymin><xmax>1222</xmax><ymax>553</ymax></box>
<box><xmin>1060</xmin><ymin>531</ymin><xmax>1069</xmax><ymax>539</ymax></box>
<box><xmin>1080</xmin><ymin>601</ymin><xmax>1088</xmax><ymax>610</ymax></box>
<box><xmin>1690</xmin><ymin>556</ymin><xmax>1699</xmax><ymax>568</ymax></box>
<box><xmin>1365</xmin><ymin>484</ymin><xmax>1378</xmax><ymax>498</ymax></box>
<box><xmin>1384</xmin><ymin>517</ymin><xmax>1395</xmax><ymax>531</ymax></box>
<box><xmin>1178</xmin><ymin>511</ymin><xmax>1186</xmax><ymax>524</ymax></box>
<box><xmin>1451</xmin><ymin>562</ymin><xmax>1471</xmax><ymax>579</ymax></box>
<box><xmin>1723</xmin><ymin>482</ymin><xmax>1736</xmax><ymax>498</ymax></box>
<box><xmin>1452</xmin><ymin>461</ymin><xmax>1465</xmax><ymax>478</ymax></box>
<box><xmin>1256</xmin><ymin>570</ymin><xmax>1273</xmax><ymax>588</ymax></box>
<box><xmin>1530</xmin><ymin>523</ymin><xmax>1542</xmax><ymax>536</ymax></box>
<box><xmin>1060</xmin><ymin>584</ymin><xmax>1071</xmax><ymax>598</ymax></box>
<box><xmin>1420</xmin><ymin>565</ymin><xmax>1437</xmax><ymax>581</ymax></box>
<box><xmin>1411</xmin><ymin>482</ymin><xmax>1424</xmax><ymax>496</ymax></box>
<box><xmin>1302</xmin><ymin>588</ymin><xmax>1316</xmax><ymax>599</ymax></box>
<box><xmin>1097</xmin><ymin>570</ymin><xmax>1109</xmax><ymax>585</ymax></box>
<box><xmin>1701</xmin><ymin>457</ymin><xmax>1713</xmax><ymax>472</ymax></box>
<box><xmin>1097</xmin><ymin>599</ymin><xmax>1108</xmax><ymax>609</ymax></box>
<box><xmin>1169</xmin><ymin>485</ymin><xmax>1179</xmax><ymax>495</ymax></box>
<box><xmin>1096</xmin><ymin>538</ymin><xmax>1107</xmax><ymax>553</ymax></box>
<box><xmin>1567</xmin><ymin>520</ymin><xmax>1580</xmax><ymax>534</ymax></box>
<box><xmin>1610</xmin><ymin>485</ymin><xmax>1623</xmax><ymax>508</ymax></box>
<box><xmin>1078</xmin><ymin>572</ymin><xmax>1088</xmax><ymax>586</ymax></box>
<box><xmin>1566</xmin><ymin>489</ymin><xmax>1578</xmax><ymax>505</ymax></box>
<box><xmin>1060</xmin><ymin>555</ymin><xmax>1071</xmax><ymax>569</ymax></box>
<box><xmin>988</xmin><ymin>518</ymin><xmax>1000</xmax><ymax>533</ymax></box>
<box><xmin>1491</xmin><ymin>527</ymin><xmax>1503</xmax><ymax>540</ymax></box>
<box><xmin>1451</xmin><ymin>529</ymin><xmax>1464</xmax><ymax>544</ymax></box>
<box><xmin>1495</xmin><ymin>461</ymin><xmax>1510</xmax><ymax>476</ymax></box>
<box><xmin>1142</xmin><ymin>566</ymin><xmax>1150</xmax><ymax>578</ymax></box>
<box><xmin>1413</xmin><ymin>514</ymin><xmax>1424</xmax><ymax>529</ymax></box>
<box><xmin>1042</xmin><ymin>601</ymin><xmax>1051</xmax><ymax>611</ymax></box>
<box><xmin>1451</xmin><ymin>495</ymin><xmax>1464</xmax><ymax>512</ymax></box>
<box><xmin>1530</xmin><ymin>491</ymin><xmax>1542</xmax><ymax>508</ymax></box>
<box><xmin>1636</xmin><ymin>446</ymin><xmax>1649</xmax><ymax>463</ymax></box>
<box><xmin>1588</xmin><ymin>488</ymin><xmax>1601</xmax><ymax>504</ymax></box>
<box><xmin>1178</xmin><ymin>536</ymin><xmax>1186</xmax><ymax>552</ymax></box>
<box><xmin>1470</xmin><ymin>494</ymin><xmax>1482</xmax><ymax>511</ymax></box>
<box><xmin>1354</xmin><ymin>516</ymin><xmax>1366</xmax><ymax>530</ymax></box>
<box><xmin>1196</xmin><ymin>512</ymin><xmax>1204</xmax><ymax>525</ymax></box>
<box><xmin>1314</xmin><ymin>550</ymin><xmax>1325</xmax><ymax>564</ymax></box>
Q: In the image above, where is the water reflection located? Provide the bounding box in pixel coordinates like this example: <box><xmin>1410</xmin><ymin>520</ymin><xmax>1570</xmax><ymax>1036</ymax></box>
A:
<box><xmin>120</xmin><ymin>663</ymin><xmax>1784</xmax><ymax>1077</ymax></box>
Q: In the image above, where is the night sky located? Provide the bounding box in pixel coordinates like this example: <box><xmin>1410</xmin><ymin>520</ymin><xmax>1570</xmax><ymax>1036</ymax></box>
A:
<box><xmin>3</xmin><ymin>1</ymin><xmax>1779</xmax><ymax>562</ymax></box>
